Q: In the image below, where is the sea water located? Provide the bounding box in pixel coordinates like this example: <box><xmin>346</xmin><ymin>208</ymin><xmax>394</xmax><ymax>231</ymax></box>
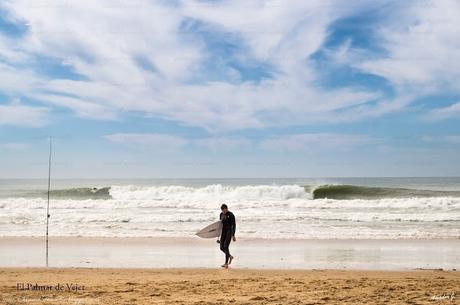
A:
<box><xmin>0</xmin><ymin>177</ymin><xmax>459</xmax><ymax>239</ymax></box>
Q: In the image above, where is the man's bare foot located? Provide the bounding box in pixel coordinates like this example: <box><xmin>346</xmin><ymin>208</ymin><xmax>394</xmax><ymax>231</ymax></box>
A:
<box><xmin>228</xmin><ymin>256</ymin><xmax>234</xmax><ymax>265</ymax></box>
<box><xmin>221</xmin><ymin>264</ymin><xmax>228</xmax><ymax>269</ymax></box>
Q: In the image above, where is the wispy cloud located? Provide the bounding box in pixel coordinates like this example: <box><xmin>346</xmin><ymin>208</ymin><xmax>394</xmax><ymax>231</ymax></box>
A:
<box><xmin>422</xmin><ymin>134</ymin><xmax>460</xmax><ymax>144</ymax></box>
<box><xmin>105</xmin><ymin>132</ymin><xmax>372</xmax><ymax>152</ymax></box>
<box><xmin>104</xmin><ymin>133</ymin><xmax>187</xmax><ymax>150</ymax></box>
<box><xmin>428</xmin><ymin>102</ymin><xmax>460</xmax><ymax>120</ymax></box>
<box><xmin>323</xmin><ymin>0</ymin><xmax>460</xmax><ymax>118</ymax></box>
<box><xmin>193</xmin><ymin>137</ymin><xmax>252</xmax><ymax>151</ymax></box>
<box><xmin>33</xmin><ymin>93</ymin><xmax>118</xmax><ymax>120</ymax></box>
<box><xmin>0</xmin><ymin>99</ymin><xmax>49</xmax><ymax>127</ymax></box>
<box><xmin>260</xmin><ymin>133</ymin><xmax>372</xmax><ymax>152</ymax></box>
<box><xmin>104</xmin><ymin>133</ymin><xmax>251</xmax><ymax>151</ymax></box>
<box><xmin>355</xmin><ymin>0</ymin><xmax>460</xmax><ymax>94</ymax></box>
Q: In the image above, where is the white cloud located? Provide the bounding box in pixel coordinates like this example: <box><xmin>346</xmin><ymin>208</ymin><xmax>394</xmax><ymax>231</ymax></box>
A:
<box><xmin>0</xmin><ymin>62</ymin><xmax>45</xmax><ymax>92</ymax></box>
<box><xmin>0</xmin><ymin>0</ymin><xmax>384</xmax><ymax>130</ymax></box>
<box><xmin>104</xmin><ymin>133</ymin><xmax>251</xmax><ymax>151</ymax></box>
<box><xmin>321</xmin><ymin>0</ymin><xmax>460</xmax><ymax>119</ymax></box>
<box><xmin>0</xmin><ymin>100</ymin><xmax>49</xmax><ymax>127</ymax></box>
<box><xmin>104</xmin><ymin>132</ymin><xmax>371</xmax><ymax>152</ymax></box>
<box><xmin>104</xmin><ymin>133</ymin><xmax>187</xmax><ymax>150</ymax></box>
<box><xmin>193</xmin><ymin>137</ymin><xmax>252</xmax><ymax>151</ymax></box>
<box><xmin>356</xmin><ymin>0</ymin><xmax>460</xmax><ymax>92</ymax></box>
<box><xmin>260</xmin><ymin>133</ymin><xmax>372</xmax><ymax>151</ymax></box>
<box><xmin>32</xmin><ymin>93</ymin><xmax>118</xmax><ymax>120</ymax></box>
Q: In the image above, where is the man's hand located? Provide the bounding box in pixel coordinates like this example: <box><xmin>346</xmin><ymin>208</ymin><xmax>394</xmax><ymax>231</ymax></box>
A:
<box><xmin>232</xmin><ymin>236</ymin><xmax>236</xmax><ymax>242</ymax></box>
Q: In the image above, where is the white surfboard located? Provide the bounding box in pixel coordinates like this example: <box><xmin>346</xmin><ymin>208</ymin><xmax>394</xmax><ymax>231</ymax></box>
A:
<box><xmin>196</xmin><ymin>221</ymin><xmax>222</xmax><ymax>238</ymax></box>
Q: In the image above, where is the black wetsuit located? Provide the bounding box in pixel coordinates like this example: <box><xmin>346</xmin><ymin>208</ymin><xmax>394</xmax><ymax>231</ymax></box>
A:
<box><xmin>219</xmin><ymin>211</ymin><xmax>236</xmax><ymax>264</ymax></box>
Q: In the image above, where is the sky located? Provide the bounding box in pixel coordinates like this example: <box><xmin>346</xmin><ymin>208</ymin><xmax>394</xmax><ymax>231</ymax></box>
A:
<box><xmin>0</xmin><ymin>0</ymin><xmax>459</xmax><ymax>178</ymax></box>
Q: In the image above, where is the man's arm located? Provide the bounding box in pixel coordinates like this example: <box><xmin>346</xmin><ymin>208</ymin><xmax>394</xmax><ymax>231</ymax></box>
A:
<box><xmin>231</xmin><ymin>213</ymin><xmax>236</xmax><ymax>238</ymax></box>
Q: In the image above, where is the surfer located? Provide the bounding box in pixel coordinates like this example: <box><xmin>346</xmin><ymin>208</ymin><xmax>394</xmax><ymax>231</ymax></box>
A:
<box><xmin>218</xmin><ymin>204</ymin><xmax>236</xmax><ymax>268</ymax></box>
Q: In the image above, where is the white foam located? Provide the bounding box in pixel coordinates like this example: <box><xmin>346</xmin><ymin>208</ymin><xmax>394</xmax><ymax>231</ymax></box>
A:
<box><xmin>1</xmin><ymin>185</ymin><xmax>459</xmax><ymax>239</ymax></box>
<box><xmin>109</xmin><ymin>184</ymin><xmax>309</xmax><ymax>201</ymax></box>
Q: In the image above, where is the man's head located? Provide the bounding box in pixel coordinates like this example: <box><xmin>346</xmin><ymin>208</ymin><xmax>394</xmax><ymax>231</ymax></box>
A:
<box><xmin>221</xmin><ymin>204</ymin><xmax>228</xmax><ymax>214</ymax></box>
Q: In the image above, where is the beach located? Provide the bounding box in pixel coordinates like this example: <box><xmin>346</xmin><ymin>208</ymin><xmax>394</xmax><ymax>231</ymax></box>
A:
<box><xmin>1</xmin><ymin>237</ymin><xmax>459</xmax><ymax>304</ymax></box>
<box><xmin>1</xmin><ymin>178</ymin><xmax>459</xmax><ymax>303</ymax></box>
<box><xmin>1</xmin><ymin>0</ymin><xmax>460</xmax><ymax>301</ymax></box>
<box><xmin>1</xmin><ymin>268</ymin><xmax>458</xmax><ymax>305</ymax></box>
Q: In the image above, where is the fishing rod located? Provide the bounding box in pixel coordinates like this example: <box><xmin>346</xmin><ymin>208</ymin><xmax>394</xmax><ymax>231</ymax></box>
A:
<box><xmin>46</xmin><ymin>136</ymin><xmax>52</xmax><ymax>267</ymax></box>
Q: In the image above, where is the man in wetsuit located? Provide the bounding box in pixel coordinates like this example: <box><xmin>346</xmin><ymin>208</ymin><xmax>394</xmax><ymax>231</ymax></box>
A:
<box><xmin>218</xmin><ymin>204</ymin><xmax>236</xmax><ymax>268</ymax></box>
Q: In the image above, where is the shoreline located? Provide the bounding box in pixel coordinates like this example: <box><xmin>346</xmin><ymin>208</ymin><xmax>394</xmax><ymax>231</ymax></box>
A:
<box><xmin>1</xmin><ymin>236</ymin><xmax>458</xmax><ymax>270</ymax></box>
<box><xmin>2</xmin><ymin>235</ymin><xmax>460</xmax><ymax>240</ymax></box>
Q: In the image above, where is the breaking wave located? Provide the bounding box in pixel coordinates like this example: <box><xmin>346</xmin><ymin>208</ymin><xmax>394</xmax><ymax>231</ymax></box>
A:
<box><xmin>49</xmin><ymin>187</ymin><xmax>112</xmax><ymax>199</ymax></box>
<box><xmin>109</xmin><ymin>184</ymin><xmax>308</xmax><ymax>201</ymax></box>
<box><xmin>9</xmin><ymin>184</ymin><xmax>460</xmax><ymax>201</ymax></box>
<box><xmin>1</xmin><ymin>182</ymin><xmax>459</xmax><ymax>238</ymax></box>
<box><xmin>312</xmin><ymin>185</ymin><xmax>460</xmax><ymax>200</ymax></box>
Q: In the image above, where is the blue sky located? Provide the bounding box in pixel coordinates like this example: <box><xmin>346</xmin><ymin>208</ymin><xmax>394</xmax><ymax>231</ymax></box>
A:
<box><xmin>0</xmin><ymin>0</ymin><xmax>459</xmax><ymax>178</ymax></box>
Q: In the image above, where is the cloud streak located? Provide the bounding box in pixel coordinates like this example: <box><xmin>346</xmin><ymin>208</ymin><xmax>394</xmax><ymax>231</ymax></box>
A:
<box><xmin>104</xmin><ymin>132</ymin><xmax>372</xmax><ymax>152</ymax></box>
<box><xmin>104</xmin><ymin>133</ymin><xmax>187</xmax><ymax>150</ymax></box>
<box><xmin>260</xmin><ymin>133</ymin><xmax>373</xmax><ymax>152</ymax></box>
<box><xmin>429</xmin><ymin>102</ymin><xmax>460</xmax><ymax>120</ymax></box>
<box><xmin>0</xmin><ymin>100</ymin><xmax>49</xmax><ymax>127</ymax></box>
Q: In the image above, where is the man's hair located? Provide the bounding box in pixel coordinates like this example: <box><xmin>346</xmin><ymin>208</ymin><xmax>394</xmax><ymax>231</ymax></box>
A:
<box><xmin>221</xmin><ymin>204</ymin><xmax>228</xmax><ymax>210</ymax></box>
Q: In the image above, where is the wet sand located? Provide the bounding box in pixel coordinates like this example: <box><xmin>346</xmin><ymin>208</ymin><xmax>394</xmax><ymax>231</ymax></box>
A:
<box><xmin>0</xmin><ymin>237</ymin><xmax>459</xmax><ymax>270</ymax></box>
<box><xmin>0</xmin><ymin>268</ymin><xmax>458</xmax><ymax>305</ymax></box>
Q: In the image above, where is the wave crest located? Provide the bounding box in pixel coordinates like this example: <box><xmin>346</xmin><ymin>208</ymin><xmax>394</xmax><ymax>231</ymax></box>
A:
<box><xmin>109</xmin><ymin>184</ymin><xmax>308</xmax><ymax>201</ymax></box>
<box><xmin>50</xmin><ymin>187</ymin><xmax>111</xmax><ymax>199</ymax></box>
<box><xmin>312</xmin><ymin>184</ymin><xmax>460</xmax><ymax>199</ymax></box>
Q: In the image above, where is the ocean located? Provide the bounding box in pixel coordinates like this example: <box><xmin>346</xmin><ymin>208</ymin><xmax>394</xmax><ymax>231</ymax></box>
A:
<box><xmin>1</xmin><ymin>177</ymin><xmax>459</xmax><ymax>239</ymax></box>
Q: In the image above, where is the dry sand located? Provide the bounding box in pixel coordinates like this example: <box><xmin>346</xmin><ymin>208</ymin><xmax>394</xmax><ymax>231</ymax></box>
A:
<box><xmin>0</xmin><ymin>268</ymin><xmax>458</xmax><ymax>305</ymax></box>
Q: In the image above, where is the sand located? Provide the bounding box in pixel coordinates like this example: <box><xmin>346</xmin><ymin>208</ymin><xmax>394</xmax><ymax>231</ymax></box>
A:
<box><xmin>0</xmin><ymin>268</ymin><xmax>458</xmax><ymax>305</ymax></box>
<box><xmin>1</xmin><ymin>237</ymin><xmax>458</xmax><ymax>303</ymax></box>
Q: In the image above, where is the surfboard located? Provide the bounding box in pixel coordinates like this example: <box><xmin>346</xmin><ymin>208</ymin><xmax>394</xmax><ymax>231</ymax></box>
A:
<box><xmin>196</xmin><ymin>221</ymin><xmax>222</xmax><ymax>238</ymax></box>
